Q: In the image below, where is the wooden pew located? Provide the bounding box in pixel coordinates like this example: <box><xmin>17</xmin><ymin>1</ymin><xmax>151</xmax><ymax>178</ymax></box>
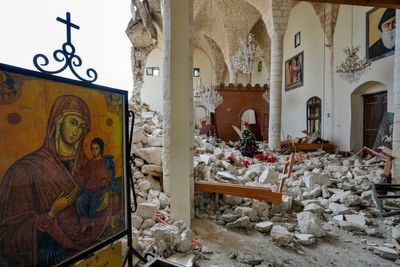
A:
<box><xmin>194</xmin><ymin>181</ymin><xmax>283</xmax><ymax>204</ymax></box>
<box><xmin>194</xmin><ymin>153</ymin><xmax>294</xmax><ymax>204</ymax></box>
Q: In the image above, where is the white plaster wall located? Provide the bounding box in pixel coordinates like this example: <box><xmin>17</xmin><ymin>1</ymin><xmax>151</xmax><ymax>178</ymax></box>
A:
<box><xmin>251</xmin><ymin>59</ymin><xmax>268</xmax><ymax>86</ymax></box>
<box><xmin>193</xmin><ymin>48</ymin><xmax>213</xmax><ymax>88</ymax></box>
<box><xmin>333</xmin><ymin>5</ymin><xmax>394</xmax><ymax>151</ymax></box>
<box><xmin>252</xmin><ymin>50</ymin><xmax>268</xmax><ymax>85</ymax></box>
<box><xmin>282</xmin><ymin>2</ymin><xmax>325</xmax><ymax>138</ymax></box>
<box><xmin>142</xmin><ymin>47</ymin><xmax>213</xmax><ymax>113</ymax></box>
<box><xmin>142</xmin><ymin>48</ymin><xmax>163</xmax><ymax>112</ymax></box>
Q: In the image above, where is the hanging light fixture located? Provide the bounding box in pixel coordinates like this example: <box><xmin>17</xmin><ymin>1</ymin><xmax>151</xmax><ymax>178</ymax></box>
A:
<box><xmin>194</xmin><ymin>83</ymin><xmax>223</xmax><ymax>110</ymax></box>
<box><xmin>231</xmin><ymin>12</ymin><xmax>263</xmax><ymax>76</ymax></box>
<box><xmin>336</xmin><ymin>6</ymin><xmax>371</xmax><ymax>83</ymax></box>
<box><xmin>231</xmin><ymin>33</ymin><xmax>258</xmax><ymax>75</ymax></box>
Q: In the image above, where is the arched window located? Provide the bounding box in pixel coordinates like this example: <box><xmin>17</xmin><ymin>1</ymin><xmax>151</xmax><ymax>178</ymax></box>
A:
<box><xmin>307</xmin><ymin>97</ymin><xmax>321</xmax><ymax>135</ymax></box>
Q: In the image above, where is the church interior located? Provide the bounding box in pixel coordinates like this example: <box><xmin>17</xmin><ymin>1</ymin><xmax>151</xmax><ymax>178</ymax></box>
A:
<box><xmin>124</xmin><ymin>0</ymin><xmax>400</xmax><ymax>266</ymax></box>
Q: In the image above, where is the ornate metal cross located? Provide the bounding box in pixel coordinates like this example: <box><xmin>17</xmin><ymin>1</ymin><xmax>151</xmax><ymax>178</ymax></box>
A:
<box><xmin>33</xmin><ymin>12</ymin><xmax>98</xmax><ymax>83</ymax></box>
<box><xmin>56</xmin><ymin>12</ymin><xmax>80</xmax><ymax>45</ymax></box>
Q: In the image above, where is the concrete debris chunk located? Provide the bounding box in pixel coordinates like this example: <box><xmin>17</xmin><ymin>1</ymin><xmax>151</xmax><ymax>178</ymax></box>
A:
<box><xmin>303</xmin><ymin>203</ymin><xmax>325</xmax><ymax>214</ymax></box>
<box><xmin>153</xmin><ymin>224</ymin><xmax>181</xmax><ymax>248</ymax></box>
<box><xmin>328</xmin><ymin>203</ymin><xmax>352</xmax><ymax>215</ymax></box>
<box><xmin>142</xmin><ymin>164</ymin><xmax>163</xmax><ymax>174</ymax></box>
<box><xmin>223</xmin><ymin>195</ymin><xmax>243</xmax><ymax>205</ymax></box>
<box><xmin>135</xmin><ymin>147</ymin><xmax>163</xmax><ymax>165</ymax></box>
<box><xmin>371</xmin><ymin>246</ymin><xmax>399</xmax><ymax>260</ymax></box>
<box><xmin>294</xmin><ymin>233</ymin><xmax>316</xmax><ymax>245</ymax></box>
<box><xmin>216</xmin><ymin>171</ymin><xmax>239</xmax><ymax>183</ymax></box>
<box><xmin>167</xmin><ymin>253</ymin><xmax>196</xmax><ymax>267</ymax></box>
<box><xmin>226</xmin><ymin>216</ymin><xmax>253</xmax><ymax>230</ymax></box>
<box><xmin>340</xmin><ymin>194</ymin><xmax>361</xmax><ymax>207</ymax></box>
<box><xmin>303</xmin><ymin>171</ymin><xmax>332</xmax><ymax>189</ymax></box>
<box><xmin>255</xmin><ymin>221</ymin><xmax>274</xmax><ymax>233</ymax></box>
<box><xmin>176</xmin><ymin>229</ymin><xmax>195</xmax><ymax>253</ymax></box>
<box><xmin>392</xmin><ymin>225</ymin><xmax>400</xmax><ymax>242</ymax></box>
<box><xmin>137</xmin><ymin>202</ymin><xmax>159</xmax><ymax>219</ymax></box>
<box><xmin>345</xmin><ymin>214</ymin><xmax>366</xmax><ymax>227</ymax></box>
<box><xmin>297</xmin><ymin>211</ymin><xmax>327</xmax><ymax>237</ymax></box>
<box><xmin>270</xmin><ymin>225</ymin><xmax>293</xmax><ymax>247</ymax></box>
<box><xmin>235</xmin><ymin>250</ymin><xmax>264</xmax><ymax>266</ymax></box>
<box><xmin>339</xmin><ymin>221</ymin><xmax>366</xmax><ymax>232</ymax></box>
<box><xmin>258</xmin><ymin>167</ymin><xmax>279</xmax><ymax>184</ymax></box>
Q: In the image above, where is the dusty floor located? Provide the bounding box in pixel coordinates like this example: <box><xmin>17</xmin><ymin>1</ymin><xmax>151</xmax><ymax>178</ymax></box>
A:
<box><xmin>192</xmin><ymin>218</ymin><xmax>399</xmax><ymax>267</ymax></box>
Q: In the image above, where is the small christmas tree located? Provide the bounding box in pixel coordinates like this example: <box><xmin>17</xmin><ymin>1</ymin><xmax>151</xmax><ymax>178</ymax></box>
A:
<box><xmin>237</xmin><ymin>122</ymin><xmax>258</xmax><ymax>157</ymax></box>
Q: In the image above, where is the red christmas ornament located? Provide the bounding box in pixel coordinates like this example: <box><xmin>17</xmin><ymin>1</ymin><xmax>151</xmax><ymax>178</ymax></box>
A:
<box><xmin>242</xmin><ymin>159</ymin><xmax>250</xmax><ymax>168</ymax></box>
<box><xmin>227</xmin><ymin>154</ymin><xmax>235</xmax><ymax>163</ymax></box>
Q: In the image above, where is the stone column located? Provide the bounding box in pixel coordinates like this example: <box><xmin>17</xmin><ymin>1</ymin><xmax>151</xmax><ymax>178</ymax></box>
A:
<box><xmin>162</xmin><ymin>0</ymin><xmax>194</xmax><ymax>226</ymax></box>
<box><xmin>322</xmin><ymin>4</ymin><xmax>338</xmax><ymax>142</ymax></box>
<box><xmin>392</xmin><ymin>10</ymin><xmax>400</xmax><ymax>183</ymax></box>
<box><xmin>228</xmin><ymin>64</ymin><xmax>238</xmax><ymax>84</ymax></box>
<box><xmin>263</xmin><ymin>0</ymin><xmax>291</xmax><ymax>150</ymax></box>
<box><xmin>131</xmin><ymin>46</ymin><xmax>152</xmax><ymax>100</ymax></box>
<box><xmin>268</xmin><ymin>34</ymin><xmax>284</xmax><ymax>150</ymax></box>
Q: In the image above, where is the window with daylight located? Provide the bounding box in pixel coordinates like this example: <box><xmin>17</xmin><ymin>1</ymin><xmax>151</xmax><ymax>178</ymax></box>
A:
<box><xmin>146</xmin><ymin>67</ymin><xmax>160</xmax><ymax>76</ymax></box>
<box><xmin>306</xmin><ymin>96</ymin><xmax>321</xmax><ymax>135</ymax></box>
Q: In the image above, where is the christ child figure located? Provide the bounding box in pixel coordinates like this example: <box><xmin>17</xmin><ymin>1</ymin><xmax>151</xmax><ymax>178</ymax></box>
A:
<box><xmin>75</xmin><ymin>137</ymin><xmax>115</xmax><ymax>230</ymax></box>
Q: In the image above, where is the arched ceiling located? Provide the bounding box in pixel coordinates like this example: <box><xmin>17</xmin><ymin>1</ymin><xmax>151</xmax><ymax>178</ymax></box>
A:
<box><xmin>127</xmin><ymin>0</ymin><xmax>340</xmax><ymax>81</ymax></box>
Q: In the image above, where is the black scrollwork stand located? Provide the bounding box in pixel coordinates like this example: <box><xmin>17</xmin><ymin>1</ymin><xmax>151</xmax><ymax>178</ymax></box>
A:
<box><xmin>123</xmin><ymin>110</ymin><xmax>148</xmax><ymax>266</ymax></box>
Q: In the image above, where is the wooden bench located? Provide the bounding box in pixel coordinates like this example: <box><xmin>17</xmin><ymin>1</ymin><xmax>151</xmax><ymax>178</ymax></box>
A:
<box><xmin>354</xmin><ymin>146</ymin><xmax>392</xmax><ymax>180</ymax></box>
<box><xmin>194</xmin><ymin>181</ymin><xmax>283</xmax><ymax>203</ymax></box>
<box><xmin>194</xmin><ymin>153</ymin><xmax>294</xmax><ymax>204</ymax></box>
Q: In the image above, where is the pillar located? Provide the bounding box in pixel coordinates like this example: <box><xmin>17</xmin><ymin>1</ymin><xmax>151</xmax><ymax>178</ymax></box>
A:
<box><xmin>263</xmin><ymin>0</ymin><xmax>291</xmax><ymax>150</ymax></box>
<box><xmin>161</xmin><ymin>0</ymin><xmax>194</xmax><ymax>226</ymax></box>
<box><xmin>392</xmin><ymin>10</ymin><xmax>400</xmax><ymax>182</ymax></box>
<box><xmin>268</xmin><ymin>34</ymin><xmax>284</xmax><ymax>150</ymax></box>
<box><xmin>228</xmin><ymin>64</ymin><xmax>238</xmax><ymax>84</ymax></box>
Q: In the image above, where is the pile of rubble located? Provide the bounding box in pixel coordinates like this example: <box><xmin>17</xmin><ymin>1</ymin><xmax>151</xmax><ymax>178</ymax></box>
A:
<box><xmin>128</xmin><ymin>100</ymin><xmax>400</xmax><ymax>265</ymax></box>
<box><xmin>129</xmin><ymin>100</ymin><xmax>202</xmax><ymax>265</ymax></box>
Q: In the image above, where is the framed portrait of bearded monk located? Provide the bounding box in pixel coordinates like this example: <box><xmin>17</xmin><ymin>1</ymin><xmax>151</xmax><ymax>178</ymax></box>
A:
<box><xmin>366</xmin><ymin>8</ymin><xmax>396</xmax><ymax>61</ymax></box>
<box><xmin>0</xmin><ymin>63</ymin><xmax>129</xmax><ymax>267</ymax></box>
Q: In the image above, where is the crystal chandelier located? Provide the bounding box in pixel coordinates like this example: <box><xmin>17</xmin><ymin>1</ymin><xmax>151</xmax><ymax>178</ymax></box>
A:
<box><xmin>336</xmin><ymin>7</ymin><xmax>370</xmax><ymax>83</ymax></box>
<box><xmin>336</xmin><ymin>46</ymin><xmax>371</xmax><ymax>83</ymax></box>
<box><xmin>194</xmin><ymin>84</ymin><xmax>223</xmax><ymax>111</ymax></box>
<box><xmin>231</xmin><ymin>33</ymin><xmax>260</xmax><ymax>75</ymax></box>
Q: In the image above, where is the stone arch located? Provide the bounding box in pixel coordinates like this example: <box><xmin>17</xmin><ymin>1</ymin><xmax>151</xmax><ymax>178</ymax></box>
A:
<box><xmin>309</xmin><ymin>2</ymin><xmax>340</xmax><ymax>46</ymax></box>
<box><xmin>250</xmin><ymin>18</ymin><xmax>271</xmax><ymax>85</ymax></box>
<box><xmin>195</xmin><ymin>105</ymin><xmax>208</xmax><ymax>129</ymax></box>
<box><xmin>239</xmin><ymin>107</ymin><xmax>262</xmax><ymax>140</ymax></box>
<box><xmin>194</xmin><ymin>34</ymin><xmax>227</xmax><ymax>85</ymax></box>
<box><xmin>350</xmin><ymin>81</ymin><xmax>388</xmax><ymax>151</ymax></box>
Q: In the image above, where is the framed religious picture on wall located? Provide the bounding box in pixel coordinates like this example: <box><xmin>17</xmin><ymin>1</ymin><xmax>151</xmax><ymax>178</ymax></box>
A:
<box><xmin>0</xmin><ymin>63</ymin><xmax>129</xmax><ymax>267</ymax></box>
<box><xmin>295</xmin><ymin>32</ymin><xmax>301</xmax><ymax>48</ymax></box>
<box><xmin>366</xmin><ymin>7</ymin><xmax>396</xmax><ymax>61</ymax></box>
<box><xmin>285</xmin><ymin>51</ymin><xmax>304</xmax><ymax>91</ymax></box>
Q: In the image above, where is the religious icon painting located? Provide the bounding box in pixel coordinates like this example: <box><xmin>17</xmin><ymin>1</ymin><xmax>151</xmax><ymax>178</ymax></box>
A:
<box><xmin>284</xmin><ymin>51</ymin><xmax>304</xmax><ymax>91</ymax></box>
<box><xmin>294</xmin><ymin>31</ymin><xmax>301</xmax><ymax>48</ymax></box>
<box><xmin>366</xmin><ymin>8</ymin><xmax>396</xmax><ymax>61</ymax></box>
<box><xmin>0</xmin><ymin>63</ymin><xmax>129</xmax><ymax>267</ymax></box>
